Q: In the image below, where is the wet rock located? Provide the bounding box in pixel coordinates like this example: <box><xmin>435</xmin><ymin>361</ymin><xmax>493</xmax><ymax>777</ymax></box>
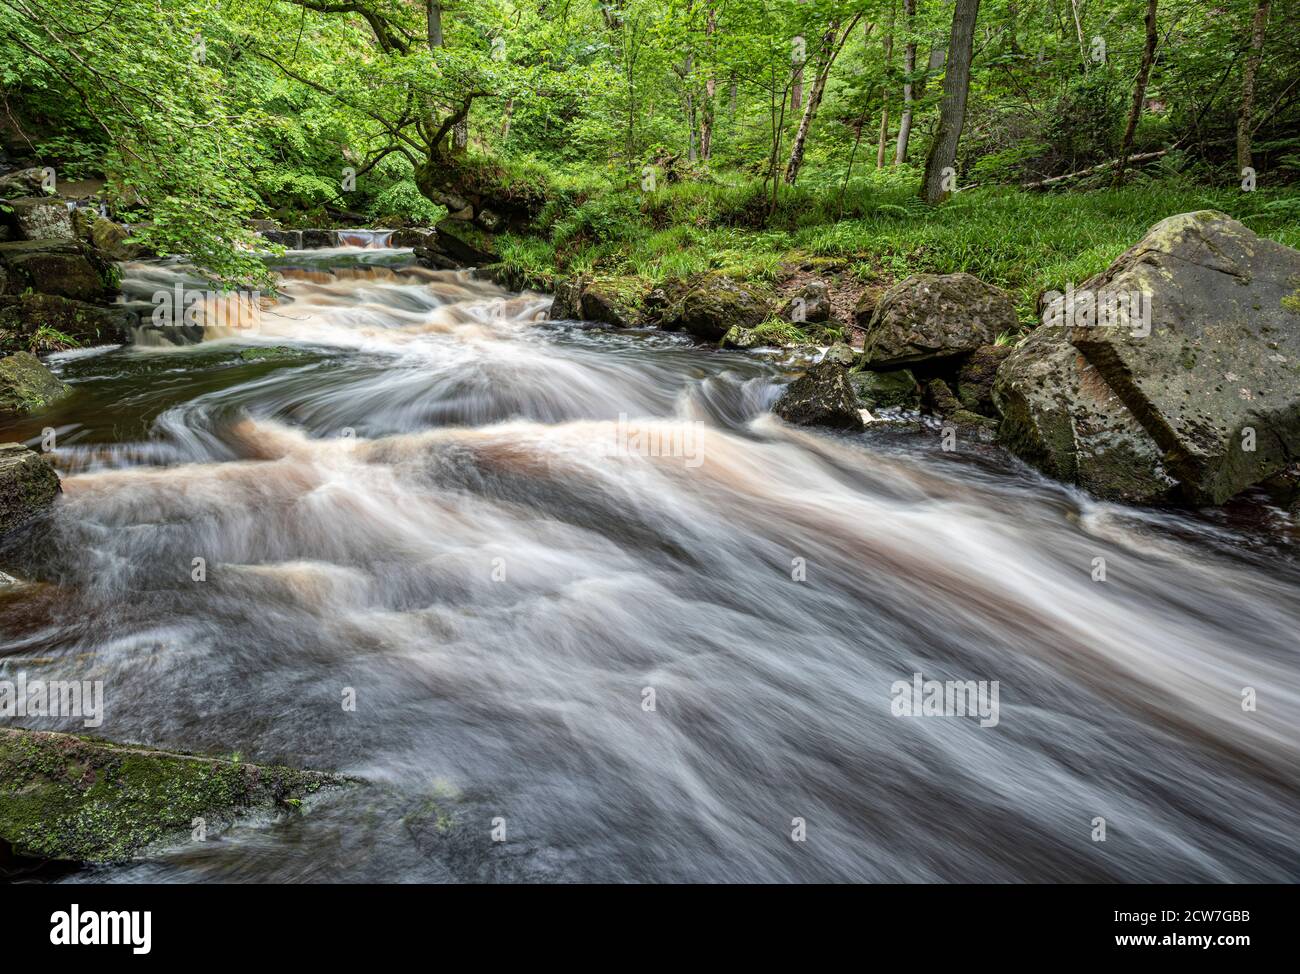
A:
<box><xmin>861</xmin><ymin>272</ymin><xmax>1017</xmax><ymax>368</ymax></box>
<box><xmin>993</xmin><ymin>326</ymin><xmax>1176</xmax><ymax>503</ymax></box>
<box><xmin>661</xmin><ymin>274</ymin><xmax>774</xmax><ymax>343</ymax></box>
<box><xmin>720</xmin><ymin>325</ymin><xmax>762</xmax><ymax>350</ymax></box>
<box><xmin>8</xmin><ymin>197</ymin><xmax>73</xmax><ymax>240</ymax></box>
<box><xmin>0</xmin><ymin>728</ymin><xmax>347</xmax><ymax>864</ymax></box>
<box><xmin>1067</xmin><ymin>210</ymin><xmax>1300</xmax><ymax>505</ymax></box>
<box><xmin>413</xmin><ymin>219</ymin><xmax>497</xmax><ymax>269</ymax></box>
<box><xmin>0</xmin><ymin>442</ymin><xmax>60</xmax><ymax>537</ymax></box>
<box><xmin>925</xmin><ymin>377</ymin><xmax>997</xmax><ymax>432</ymax></box>
<box><xmin>548</xmin><ymin>275</ymin><xmax>589</xmax><ymax>320</ymax></box>
<box><xmin>773</xmin><ymin>360</ymin><xmax>866</xmax><ymax>431</ymax></box>
<box><xmin>300</xmin><ymin>229</ymin><xmax>336</xmax><ymax>248</ymax></box>
<box><xmin>0</xmin><ymin>351</ymin><xmax>70</xmax><ymax>416</ymax></box>
<box><xmin>851</xmin><ymin>368</ymin><xmax>920</xmax><ymax>411</ymax></box>
<box><xmin>260</xmin><ymin>229</ymin><xmax>302</xmax><ymax>248</ymax></box>
<box><xmin>0</xmin><ymin>293</ymin><xmax>133</xmax><ymax>353</ymax></box>
<box><xmin>0</xmin><ymin>239</ymin><xmax>116</xmax><ymax>301</ymax></box>
<box><xmin>388</xmin><ymin>227</ymin><xmax>435</xmax><ymax>248</ymax></box>
<box><xmin>957</xmin><ymin>344</ymin><xmax>1014</xmax><ymax>415</ymax></box>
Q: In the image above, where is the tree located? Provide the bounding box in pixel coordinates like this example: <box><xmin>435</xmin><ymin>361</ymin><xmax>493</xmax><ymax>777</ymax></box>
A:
<box><xmin>785</xmin><ymin>15</ymin><xmax>862</xmax><ymax>185</ymax></box>
<box><xmin>876</xmin><ymin>0</ymin><xmax>896</xmax><ymax>168</ymax></box>
<box><xmin>893</xmin><ymin>0</ymin><xmax>917</xmax><ymax>164</ymax></box>
<box><xmin>1114</xmin><ymin>0</ymin><xmax>1159</xmax><ymax>187</ymax></box>
<box><xmin>1236</xmin><ymin>0</ymin><xmax>1272</xmax><ymax>175</ymax></box>
<box><xmin>919</xmin><ymin>0</ymin><xmax>980</xmax><ymax>203</ymax></box>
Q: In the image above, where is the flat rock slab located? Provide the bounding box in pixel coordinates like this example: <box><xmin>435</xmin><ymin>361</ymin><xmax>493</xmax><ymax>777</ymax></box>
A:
<box><xmin>1068</xmin><ymin>211</ymin><xmax>1300</xmax><ymax>504</ymax></box>
<box><xmin>0</xmin><ymin>728</ymin><xmax>348</xmax><ymax>864</ymax></box>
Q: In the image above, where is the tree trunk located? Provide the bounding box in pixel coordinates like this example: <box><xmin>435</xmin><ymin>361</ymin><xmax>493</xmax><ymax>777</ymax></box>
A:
<box><xmin>427</xmin><ymin>0</ymin><xmax>443</xmax><ymax>49</ymax></box>
<box><xmin>1237</xmin><ymin>0</ymin><xmax>1271</xmax><ymax>174</ymax></box>
<box><xmin>792</xmin><ymin>54</ymin><xmax>804</xmax><ymax>112</ymax></box>
<box><xmin>785</xmin><ymin>20</ymin><xmax>861</xmax><ymax>185</ymax></box>
<box><xmin>920</xmin><ymin>0</ymin><xmax>980</xmax><ymax>204</ymax></box>
<box><xmin>894</xmin><ymin>0</ymin><xmax>917</xmax><ymax>164</ymax></box>
<box><xmin>500</xmin><ymin>98</ymin><xmax>514</xmax><ymax>142</ymax></box>
<box><xmin>701</xmin><ymin>6</ymin><xmax>716</xmax><ymax>161</ymax></box>
<box><xmin>876</xmin><ymin>1</ymin><xmax>896</xmax><ymax>167</ymax></box>
<box><xmin>1069</xmin><ymin>0</ymin><xmax>1086</xmax><ymax>68</ymax></box>
<box><xmin>1114</xmin><ymin>0</ymin><xmax>1159</xmax><ymax>187</ymax></box>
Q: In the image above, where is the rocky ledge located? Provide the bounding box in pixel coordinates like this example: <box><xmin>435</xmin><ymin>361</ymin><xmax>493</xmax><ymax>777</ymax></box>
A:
<box><xmin>0</xmin><ymin>728</ymin><xmax>347</xmax><ymax>868</ymax></box>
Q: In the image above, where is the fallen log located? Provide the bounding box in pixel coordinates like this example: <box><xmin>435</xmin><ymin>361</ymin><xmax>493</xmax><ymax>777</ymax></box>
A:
<box><xmin>1021</xmin><ymin>149</ymin><xmax>1171</xmax><ymax>190</ymax></box>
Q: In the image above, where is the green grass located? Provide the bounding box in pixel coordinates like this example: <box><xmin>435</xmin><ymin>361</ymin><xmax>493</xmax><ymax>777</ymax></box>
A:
<box><xmin>494</xmin><ymin>171</ymin><xmax>1300</xmax><ymax>322</ymax></box>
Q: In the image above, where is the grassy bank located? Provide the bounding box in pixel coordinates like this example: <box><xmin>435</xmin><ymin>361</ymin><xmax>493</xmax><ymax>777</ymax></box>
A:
<box><xmin>495</xmin><ymin>167</ymin><xmax>1300</xmax><ymax>325</ymax></box>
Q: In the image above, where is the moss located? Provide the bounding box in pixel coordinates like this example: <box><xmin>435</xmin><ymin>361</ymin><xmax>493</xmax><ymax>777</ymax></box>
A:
<box><xmin>0</xmin><ymin>728</ymin><xmax>348</xmax><ymax>863</ymax></box>
<box><xmin>238</xmin><ymin>345</ymin><xmax>298</xmax><ymax>362</ymax></box>
<box><xmin>0</xmin><ymin>351</ymin><xmax>70</xmax><ymax>415</ymax></box>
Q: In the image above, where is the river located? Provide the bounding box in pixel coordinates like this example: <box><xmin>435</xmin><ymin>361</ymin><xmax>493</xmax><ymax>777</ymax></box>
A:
<box><xmin>1</xmin><ymin>244</ymin><xmax>1297</xmax><ymax>882</ymax></box>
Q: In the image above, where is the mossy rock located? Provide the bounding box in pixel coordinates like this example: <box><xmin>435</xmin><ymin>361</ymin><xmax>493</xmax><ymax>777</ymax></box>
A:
<box><xmin>579</xmin><ymin>275</ymin><xmax>649</xmax><ymax>328</ymax></box>
<box><xmin>0</xmin><ymin>728</ymin><xmax>348</xmax><ymax>864</ymax></box>
<box><xmin>238</xmin><ymin>345</ymin><xmax>299</xmax><ymax>362</ymax></box>
<box><xmin>0</xmin><ymin>293</ymin><xmax>133</xmax><ymax>354</ymax></box>
<box><xmin>773</xmin><ymin>361</ymin><xmax>865</xmax><ymax>431</ymax></box>
<box><xmin>0</xmin><ymin>351</ymin><xmax>69</xmax><ymax>416</ymax></box>
<box><xmin>0</xmin><ymin>442</ymin><xmax>60</xmax><ymax>537</ymax></box>
<box><xmin>660</xmin><ymin>273</ymin><xmax>775</xmax><ymax>343</ymax></box>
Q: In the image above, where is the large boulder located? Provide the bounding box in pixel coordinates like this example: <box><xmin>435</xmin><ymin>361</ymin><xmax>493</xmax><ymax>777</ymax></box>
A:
<box><xmin>861</xmin><ymin>272</ymin><xmax>1017</xmax><ymax>368</ymax></box>
<box><xmin>0</xmin><ymin>442</ymin><xmax>60</xmax><ymax>537</ymax></box>
<box><xmin>0</xmin><ymin>293</ymin><xmax>133</xmax><ymax>353</ymax></box>
<box><xmin>993</xmin><ymin>326</ymin><xmax>1177</xmax><ymax>503</ymax></box>
<box><xmin>7</xmin><ymin>197</ymin><xmax>74</xmax><ymax>240</ymax></box>
<box><xmin>661</xmin><ymin>274</ymin><xmax>774</xmax><ymax>342</ymax></box>
<box><xmin>0</xmin><ymin>351</ymin><xmax>70</xmax><ymax>416</ymax></box>
<box><xmin>0</xmin><ymin>239</ymin><xmax>116</xmax><ymax>301</ymax></box>
<box><xmin>1067</xmin><ymin>211</ymin><xmax>1300</xmax><ymax>505</ymax></box>
<box><xmin>773</xmin><ymin>361</ymin><xmax>866</xmax><ymax>431</ymax></box>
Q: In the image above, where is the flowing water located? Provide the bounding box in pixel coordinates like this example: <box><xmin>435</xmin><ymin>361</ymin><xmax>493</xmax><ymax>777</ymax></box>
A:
<box><xmin>2</xmin><ymin>246</ymin><xmax>1298</xmax><ymax>883</ymax></box>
